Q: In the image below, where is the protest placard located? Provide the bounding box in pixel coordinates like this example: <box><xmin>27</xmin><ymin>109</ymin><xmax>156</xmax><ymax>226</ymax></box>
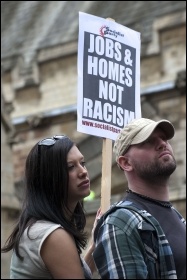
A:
<box><xmin>77</xmin><ymin>12</ymin><xmax>141</xmax><ymax>141</ymax></box>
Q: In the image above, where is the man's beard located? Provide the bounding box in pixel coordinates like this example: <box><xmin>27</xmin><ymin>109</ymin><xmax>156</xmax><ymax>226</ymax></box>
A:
<box><xmin>132</xmin><ymin>156</ymin><xmax>177</xmax><ymax>181</ymax></box>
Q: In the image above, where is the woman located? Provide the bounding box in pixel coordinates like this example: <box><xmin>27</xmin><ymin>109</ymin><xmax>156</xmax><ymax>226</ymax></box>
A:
<box><xmin>1</xmin><ymin>135</ymin><xmax>101</xmax><ymax>279</ymax></box>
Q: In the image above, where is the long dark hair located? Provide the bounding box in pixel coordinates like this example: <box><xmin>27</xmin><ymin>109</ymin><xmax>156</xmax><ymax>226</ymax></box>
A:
<box><xmin>1</xmin><ymin>136</ymin><xmax>87</xmax><ymax>258</ymax></box>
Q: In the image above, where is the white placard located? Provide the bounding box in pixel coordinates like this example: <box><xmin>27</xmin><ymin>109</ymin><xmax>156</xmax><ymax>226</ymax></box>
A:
<box><xmin>77</xmin><ymin>12</ymin><xmax>141</xmax><ymax>140</ymax></box>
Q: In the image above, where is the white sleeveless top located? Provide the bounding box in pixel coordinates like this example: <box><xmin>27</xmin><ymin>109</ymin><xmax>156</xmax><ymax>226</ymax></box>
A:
<box><xmin>10</xmin><ymin>220</ymin><xmax>92</xmax><ymax>279</ymax></box>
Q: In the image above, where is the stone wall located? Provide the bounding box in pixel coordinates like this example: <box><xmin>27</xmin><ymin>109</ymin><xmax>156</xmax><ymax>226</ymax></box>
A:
<box><xmin>1</xmin><ymin>94</ymin><xmax>20</xmax><ymax>279</ymax></box>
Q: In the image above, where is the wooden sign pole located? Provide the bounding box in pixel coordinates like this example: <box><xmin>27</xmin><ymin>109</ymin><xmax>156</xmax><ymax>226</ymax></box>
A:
<box><xmin>101</xmin><ymin>138</ymin><xmax>112</xmax><ymax>213</ymax></box>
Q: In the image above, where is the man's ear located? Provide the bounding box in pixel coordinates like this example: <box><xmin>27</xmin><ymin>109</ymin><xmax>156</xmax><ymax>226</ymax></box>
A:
<box><xmin>118</xmin><ymin>155</ymin><xmax>132</xmax><ymax>171</ymax></box>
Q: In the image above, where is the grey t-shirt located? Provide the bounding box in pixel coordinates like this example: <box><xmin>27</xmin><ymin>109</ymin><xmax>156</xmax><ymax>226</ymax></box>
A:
<box><xmin>126</xmin><ymin>192</ymin><xmax>186</xmax><ymax>279</ymax></box>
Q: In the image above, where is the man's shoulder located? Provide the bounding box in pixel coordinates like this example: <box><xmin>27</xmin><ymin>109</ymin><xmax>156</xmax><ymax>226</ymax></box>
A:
<box><xmin>101</xmin><ymin>200</ymin><xmax>149</xmax><ymax>230</ymax></box>
<box><xmin>108</xmin><ymin>200</ymin><xmax>147</xmax><ymax>216</ymax></box>
<box><xmin>94</xmin><ymin>200</ymin><xmax>156</xmax><ymax>242</ymax></box>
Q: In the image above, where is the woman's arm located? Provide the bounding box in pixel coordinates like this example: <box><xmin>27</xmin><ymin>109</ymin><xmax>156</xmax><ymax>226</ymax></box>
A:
<box><xmin>41</xmin><ymin>228</ymin><xmax>85</xmax><ymax>279</ymax></box>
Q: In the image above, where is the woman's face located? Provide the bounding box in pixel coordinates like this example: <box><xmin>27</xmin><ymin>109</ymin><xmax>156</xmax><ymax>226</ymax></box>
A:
<box><xmin>67</xmin><ymin>145</ymin><xmax>90</xmax><ymax>207</ymax></box>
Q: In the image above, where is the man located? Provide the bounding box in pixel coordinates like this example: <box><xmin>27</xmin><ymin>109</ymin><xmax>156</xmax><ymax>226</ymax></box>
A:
<box><xmin>93</xmin><ymin>118</ymin><xmax>186</xmax><ymax>279</ymax></box>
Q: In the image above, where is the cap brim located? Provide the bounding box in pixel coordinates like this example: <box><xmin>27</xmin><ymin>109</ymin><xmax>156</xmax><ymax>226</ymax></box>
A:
<box><xmin>131</xmin><ymin>120</ymin><xmax>175</xmax><ymax>145</ymax></box>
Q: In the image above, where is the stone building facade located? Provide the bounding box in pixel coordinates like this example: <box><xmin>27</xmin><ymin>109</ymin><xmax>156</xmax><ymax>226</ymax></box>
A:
<box><xmin>1</xmin><ymin>92</ymin><xmax>20</xmax><ymax>278</ymax></box>
<box><xmin>1</xmin><ymin>1</ymin><xmax>186</xmax><ymax>278</ymax></box>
